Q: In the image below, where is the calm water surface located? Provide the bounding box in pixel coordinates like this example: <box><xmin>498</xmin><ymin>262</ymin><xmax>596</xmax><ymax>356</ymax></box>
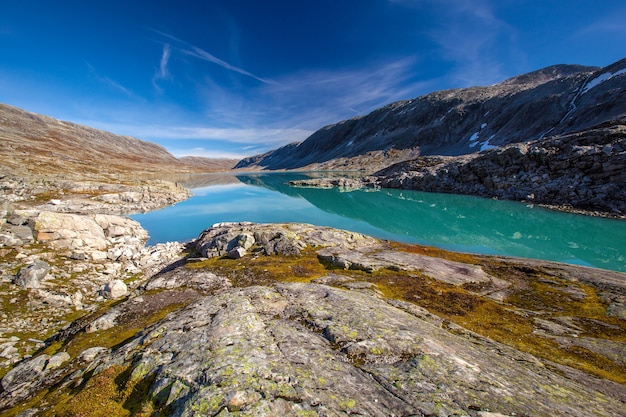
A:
<box><xmin>131</xmin><ymin>173</ymin><xmax>626</xmax><ymax>272</ymax></box>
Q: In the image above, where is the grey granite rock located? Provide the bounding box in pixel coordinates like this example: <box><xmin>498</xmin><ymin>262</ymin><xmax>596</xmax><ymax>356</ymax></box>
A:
<box><xmin>13</xmin><ymin>260</ymin><xmax>50</xmax><ymax>289</ymax></box>
<box><xmin>1</xmin><ymin>354</ymin><xmax>49</xmax><ymax>393</ymax></box>
<box><xmin>40</xmin><ymin>282</ymin><xmax>625</xmax><ymax>417</ymax></box>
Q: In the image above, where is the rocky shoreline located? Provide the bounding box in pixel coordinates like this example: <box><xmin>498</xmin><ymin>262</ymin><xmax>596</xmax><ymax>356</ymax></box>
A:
<box><xmin>289</xmin><ymin>124</ymin><xmax>626</xmax><ymax>219</ymax></box>
<box><xmin>0</xmin><ymin>173</ymin><xmax>190</xmax><ymax>370</ymax></box>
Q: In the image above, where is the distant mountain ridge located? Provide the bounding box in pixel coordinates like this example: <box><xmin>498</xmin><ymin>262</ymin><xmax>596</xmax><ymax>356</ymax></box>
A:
<box><xmin>0</xmin><ymin>103</ymin><xmax>237</xmax><ymax>179</ymax></box>
<box><xmin>236</xmin><ymin>58</ymin><xmax>626</xmax><ymax>171</ymax></box>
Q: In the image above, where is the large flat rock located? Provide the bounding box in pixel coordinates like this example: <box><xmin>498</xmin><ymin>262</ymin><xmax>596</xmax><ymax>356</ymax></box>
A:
<box><xmin>42</xmin><ymin>282</ymin><xmax>625</xmax><ymax>416</ymax></box>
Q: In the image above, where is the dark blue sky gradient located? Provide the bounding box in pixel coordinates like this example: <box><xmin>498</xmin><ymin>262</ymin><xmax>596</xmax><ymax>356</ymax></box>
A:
<box><xmin>1</xmin><ymin>0</ymin><xmax>625</xmax><ymax>158</ymax></box>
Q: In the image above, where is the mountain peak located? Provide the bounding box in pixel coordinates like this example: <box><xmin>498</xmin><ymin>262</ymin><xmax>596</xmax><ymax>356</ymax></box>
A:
<box><xmin>236</xmin><ymin>57</ymin><xmax>625</xmax><ymax>171</ymax></box>
<box><xmin>499</xmin><ymin>64</ymin><xmax>597</xmax><ymax>87</ymax></box>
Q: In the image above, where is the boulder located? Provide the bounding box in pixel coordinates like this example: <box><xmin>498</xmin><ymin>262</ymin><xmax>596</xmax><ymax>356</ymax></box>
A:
<box><xmin>227</xmin><ymin>246</ymin><xmax>247</xmax><ymax>259</ymax></box>
<box><xmin>46</xmin><ymin>352</ymin><xmax>70</xmax><ymax>370</ymax></box>
<box><xmin>86</xmin><ymin>310</ymin><xmax>120</xmax><ymax>333</ymax></box>
<box><xmin>10</xmin><ymin>225</ymin><xmax>33</xmax><ymax>244</ymax></box>
<box><xmin>13</xmin><ymin>260</ymin><xmax>50</xmax><ymax>289</ymax></box>
<box><xmin>101</xmin><ymin>279</ymin><xmax>128</xmax><ymax>299</ymax></box>
<box><xmin>196</xmin><ymin>222</ymin><xmax>375</xmax><ymax>259</ymax></box>
<box><xmin>78</xmin><ymin>347</ymin><xmax>109</xmax><ymax>363</ymax></box>
<box><xmin>34</xmin><ymin>211</ymin><xmax>107</xmax><ymax>250</ymax></box>
<box><xmin>0</xmin><ymin>233</ymin><xmax>22</xmax><ymax>247</ymax></box>
<box><xmin>1</xmin><ymin>354</ymin><xmax>49</xmax><ymax>393</ymax></box>
<box><xmin>93</xmin><ymin>214</ymin><xmax>148</xmax><ymax>241</ymax></box>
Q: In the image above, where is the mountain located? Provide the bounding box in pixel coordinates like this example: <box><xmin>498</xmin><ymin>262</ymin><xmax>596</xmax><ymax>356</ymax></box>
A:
<box><xmin>236</xmin><ymin>58</ymin><xmax>626</xmax><ymax>171</ymax></box>
<box><xmin>177</xmin><ymin>156</ymin><xmax>238</xmax><ymax>171</ymax></box>
<box><xmin>0</xmin><ymin>103</ymin><xmax>236</xmax><ymax>179</ymax></box>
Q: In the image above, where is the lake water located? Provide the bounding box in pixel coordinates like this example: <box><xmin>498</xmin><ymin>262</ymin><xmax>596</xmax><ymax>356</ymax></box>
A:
<box><xmin>131</xmin><ymin>172</ymin><xmax>626</xmax><ymax>272</ymax></box>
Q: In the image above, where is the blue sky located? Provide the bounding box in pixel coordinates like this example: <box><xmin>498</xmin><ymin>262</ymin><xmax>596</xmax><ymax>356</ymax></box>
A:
<box><xmin>1</xmin><ymin>1</ymin><xmax>625</xmax><ymax>159</ymax></box>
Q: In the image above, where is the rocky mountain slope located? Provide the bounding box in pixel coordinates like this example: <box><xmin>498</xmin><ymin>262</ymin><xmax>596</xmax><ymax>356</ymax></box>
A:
<box><xmin>0</xmin><ymin>103</ymin><xmax>237</xmax><ymax>179</ymax></box>
<box><xmin>236</xmin><ymin>58</ymin><xmax>626</xmax><ymax>171</ymax></box>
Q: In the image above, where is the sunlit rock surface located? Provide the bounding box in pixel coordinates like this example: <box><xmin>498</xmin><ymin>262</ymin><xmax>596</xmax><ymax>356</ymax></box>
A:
<box><xmin>2</xmin><ymin>222</ymin><xmax>624</xmax><ymax>416</ymax></box>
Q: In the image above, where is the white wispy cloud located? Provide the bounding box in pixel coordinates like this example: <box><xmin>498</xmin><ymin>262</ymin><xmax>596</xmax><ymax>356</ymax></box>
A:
<box><xmin>183</xmin><ymin>44</ymin><xmax>271</xmax><ymax>84</ymax></box>
<box><xmin>86</xmin><ymin>62</ymin><xmax>142</xmax><ymax>100</ymax></box>
<box><xmin>574</xmin><ymin>6</ymin><xmax>626</xmax><ymax>37</ymax></box>
<box><xmin>153</xmin><ymin>30</ymin><xmax>270</xmax><ymax>84</ymax></box>
<box><xmin>168</xmin><ymin>147</ymin><xmax>247</xmax><ymax>160</ymax></box>
<box><xmin>73</xmin><ymin>33</ymin><xmax>433</xmax><ymax>158</ymax></box>
<box><xmin>152</xmin><ymin>43</ymin><xmax>171</xmax><ymax>93</ymax></box>
<box><xmin>391</xmin><ymin>0</ymin><xmax>515</xmax><ymax>87</ymax></box>
<box><xmin>83</xmin><ymin>120</ymin><xmax>311</xmax><ymax>146</ymax></box>
<box><xmin>159</xmin><ymin>44</ymin><xmax>171</xmax><ymax>78</ymax></box>
<box><xmin>220</xmin><ymin>57</ymin><xmax>432</xmax><ymax>132</ymax></box>
<box><xmin>154</xmin><ymin>126</ymin><xmax>311</xmax><ymax>145</ymax></box>
<box><xmin>137</xmin><ymin>56</ymin><xmax>431</xmax><ymax>155</ymax></box>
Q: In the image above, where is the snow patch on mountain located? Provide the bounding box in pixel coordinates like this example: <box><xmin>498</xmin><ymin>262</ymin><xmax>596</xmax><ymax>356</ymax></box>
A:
<box><xmin>480</xmin><ymin>135</ymin><xmax>497</xmax><ymax>151</ymax></box>
<box><xmin>468</xmin><ymin>124</ymin><xmax>494</xmax><ymax>151</ymax></box>
<box><xmin>582</xmin><ymin>68</ymin><xmax>626</xmax><ymax>94</ymax></box>
<box><xmin>468</xmin><ymin>131</ymin><xmax>480</xmax><ymax>146</ymax></box>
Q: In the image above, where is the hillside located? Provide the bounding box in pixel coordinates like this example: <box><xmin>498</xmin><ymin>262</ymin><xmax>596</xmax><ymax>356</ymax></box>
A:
<box><xmin>236</xmin><ymin>58</ymin><xmax>626</xmax><ymax>171</ymax></box>
<box><xmin>0</xmin><ymin>103</ymin><xmax>236</xmax><ymax>179</ymax></box>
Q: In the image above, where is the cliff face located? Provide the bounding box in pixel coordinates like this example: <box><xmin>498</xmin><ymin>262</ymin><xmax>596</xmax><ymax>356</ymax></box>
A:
<box><xmin>374</xmin><ymin>123</ymin><xmax>626</xmax><ymax>216</ymax></box>
<box><xmin>235</xmin><ymin>58</ymin><xmax>626</xmax><ymax>170</ymax></box>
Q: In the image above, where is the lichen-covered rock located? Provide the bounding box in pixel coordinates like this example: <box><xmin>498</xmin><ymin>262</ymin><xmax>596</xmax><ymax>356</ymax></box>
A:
<box><xmin>196</xmin><ymin>222</ymin><xmax>378</xmax><ymax>259</ymax></box>
<box><xmin>34</xmin><ymin>211</ymin><xmax>108</xmax><ymax>250</ymax></box>
<box><xmin>1</xmin><ymin>354</ymin><xmax>49</xmax><ymax>393</ymax></box>
<box><xmin>45</xmin><ymin>352</ymin><xmax>70</xmax><ymax>370</ymax></box>
<box><xmin>32</xmin><ymin>282</ymin><xmax>624</xmax><ymax>417</ymax></box>
<box><xmin>143</xmin><ymin>268</ymin><xmax>231</xmax><ymax>293</ymax></box>
<box><xmin>227</xmin><ymin>246</ymin><xmax>247</xmax><ymax>259</ymax></box>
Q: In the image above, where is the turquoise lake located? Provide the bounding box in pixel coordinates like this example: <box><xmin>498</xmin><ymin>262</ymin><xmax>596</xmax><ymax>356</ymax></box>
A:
<box><xmin>131</xmin><ymin>172</ymin><xmax>626</xmax><ymax>272</ymax></box>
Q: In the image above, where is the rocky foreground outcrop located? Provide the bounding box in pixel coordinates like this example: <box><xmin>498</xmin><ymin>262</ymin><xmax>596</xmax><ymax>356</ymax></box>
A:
<box><xmin>0</xmin><ymin>174</ymin><xmax>189</xmax><ymax>370</ymax></box>
<box><xmin>2</xmin><ymin>222</ymin><xmax>625</xmax><ymax>416</ymax></box>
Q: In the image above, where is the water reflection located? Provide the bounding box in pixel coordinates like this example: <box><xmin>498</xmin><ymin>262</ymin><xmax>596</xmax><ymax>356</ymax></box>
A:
<box><xmin>132</xmin><ymin>172</ymin><xmax>626</xmax><ymax>272</ymax></box>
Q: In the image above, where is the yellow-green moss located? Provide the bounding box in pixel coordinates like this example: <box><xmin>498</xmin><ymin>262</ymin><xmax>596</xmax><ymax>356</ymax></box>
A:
<box><xmin>389</xmin><ymin>241</ymin><xmax>483</xmax><ymax>265</ymax></box>
<box><xmin>62</xmin><ymin>300</ymin><xmax>191</xmax><ymax>359</ymax></box>
<box><xmin>185</xmin><ymin>247</ymin><xmax>327</xmax><ymax>287</ymax></box>
<box><xmin>360</xmin><ymin>260</ymin><xmax>626</xmax><ymax>384</ymax></box>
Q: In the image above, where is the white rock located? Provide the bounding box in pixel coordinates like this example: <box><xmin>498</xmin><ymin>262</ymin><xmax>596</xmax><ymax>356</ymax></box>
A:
<box><xmin>0</xmin><ymin>344</ymin><xmax>18</xmax><ymax>359</ymax></box>
<box><xmin>46</xmin><ymin>352</ymin><xmax>70</xmax><ymax>370</ymax></box>
<box><xmin>91</xmin><ymin>251</ymin><xmax>108</xmax><ymax>261</ymax></box>
<box><xmin>78</xmin><ymin>347</ymin><xmax>108</xmax><ymax>362</ymax></box>
<box><xmin>102</xmin><ymin>279</ymin><xmax>128</xmax><ymax>299</ymax></box>
<box><xmin>34</xmin><ymin>211</ymin><xmax>107</xmax><ymax>250</ymax></box>
<box><xmin>102</xmin><ymin>263</ymin><xmax>121</xmax><ymax>276</ymax></box>
<box><xmin>227</xmin><ymin>246</ymin><xmax>247</xmax><ymax>259</ymax></box>
<box><xmin>86</xmin><ymin>310</ymin><xmax>120</xmax><ymax>333</ymax></box>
